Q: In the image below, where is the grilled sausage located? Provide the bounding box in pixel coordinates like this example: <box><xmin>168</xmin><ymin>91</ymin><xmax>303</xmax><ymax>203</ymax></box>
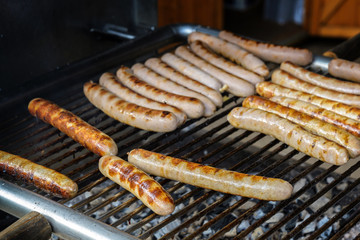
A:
<box><xmin>83</xmin><ymin>81</ymin><xmax>178</xmax><ymax>132</ymax></box>
<box><xmin>256</xmin><ymin>81</ymin><xmax>360</xmax><ymax>122</ymax></box>
<box><xmin>0</xmin><ymin>150</ymin><xmax>78</xmax><ymax>198</ymax></box>
<box><xmin>99</xmin><ymin>155</ymin><xmax>175</xmax><ymax>215</ymax></box>
<box><xmin>219</xmin><ymin>30</ymin><xmax>313</xmax><ymax>65</ymax></box>
<box><xmin>227</xmin><ymin>107</ymin><xmax>349</xmax><ymax>165</ymax></box>
<box><xmin>175</xmin><ymin>45</ymin><xmax>256</xmax><ymax>97</ymax></box>
<box><xmin>131</xmin><ymin>63</ymin><xmax>215</xmax><ymax>117</ymax></box>
<box><xmin>189</xmin><ymin>40</ymin><xmax>264</xmax><ymax>85</ymax></box>
<box><xmin>271</xmin><ymin>69</ymin><xmax>360</xmax><ymax>107</ymax></box>
<box><xmin>328</xmin><ymin>58</ymin><xmax>360</xmax><ymax>83</ymax></box>
<box><xmin>128</xmin><ymin>149</ymin><xmax>293</xmax><ymax>201</ymax></box>
<box><xmin>280</xmin><ymin>61</ymin><xmax>360</xmax><ymax>95</ymax></box>
<box><xmin>144</xmin><ymin>58</ymin><xmax>223</xmax><ymax>107</ymax></box>
<box><xmin>99</xmin><ymin>72</ymin><xmax>186</xmax><ymax>126</ymax></box>
<box><xmin>117</xmin><ymin>66</ymin><xmax>205</xmax><ymax>119</ymax></box>
<box><xmin>28</xmin><ymin>98</ymin><xmax>118</xmax><ymax>156</ymax></box>
<box><xmin>270</xmin><ymin>96</ymin><xmax>360</xmax><ymax>139</ymax></box>
<box><xmin>160</xmin><ymin>52</ymin><xmax>223</xmax><ymax>91</ymax></box>
<box><xmin>243</xmin><ymin>96</ymin><xmax>360</xmax><ymax>158</ymax></box>
<box><xmin>188</xmin><ymin>32</ymin><xmax>269</xmax><ymax>77</ymax></box>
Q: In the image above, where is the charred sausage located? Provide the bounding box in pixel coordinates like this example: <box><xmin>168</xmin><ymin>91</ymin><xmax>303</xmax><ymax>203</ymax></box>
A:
<box><xmin>328</xmin><ymin>58</ymin><xmax>360</xmax><ymax>83</ymax></box>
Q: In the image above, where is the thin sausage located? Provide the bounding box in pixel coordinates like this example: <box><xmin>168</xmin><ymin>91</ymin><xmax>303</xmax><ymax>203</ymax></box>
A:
<box><xmin>271</xmin><ymin>69</ymin><xmax>360</xmax><ymax>107</ymax></box>
<box><xmin>189</xmin><ymin>40</ymin><xmax>264</xmax><ymax>85</ymax></box>
<box><xmin>243</xmin><ymin>95</ymin><xmax>360</xmax><ymax>158</ymax></box>
<box><xmin>160</xmin><ymin>52</ymin><xmax>223</xmax><ymax>91</ymax></box>
<box><xmin>329</xmin><ymin>58</ymin><xmax>360</xmax><ymax>83</ymax></box>
<box><xmin>280</xmin><ymin>61</ymin><xmax>360</xmax><ymax>95</ymax></box>
<box><xmin>219</xmin><ymin>30</ymin><xmax>313</xmax><ymax>65</ymax></box>
<box><xmin>227</xmin><ymin>107</ymin><xmax>349</xmax><ymax>165</ymax></box>
<box><xmin>99</xmin><ymin>155</ymin><xmax>175</xmax><ymax>215</ymax></box>
<box><xmin>99</xmin><ymin>72</ymin><xmax>186</xmax><ymax>126</ymax></box>
<box><xmin>131</xmin><ymin>63</ymin><xmax>215</xmax><ymax>117</ymax></box>
<box><xmin>144</xmin><ymin>58</ymin><xmax>223</xmax><ymax>107</ymax></box>
<box><xmin>117</xmin><ymin>66</ymin><xmax>205</xmax><ymax>119</ymax></box>
<box><xmin>83</xmin><ymin>81</ymin><xmax>178</xmax><ymax>132</ymax></box>
<box><xmin>256</xmin><ymin>81</ymin><xmax>360</xmax><ymax>122</ymax></box>
<box><xmin>175</xmin><ymin>45</ymin><xmax>256</xmax><ymax>97</ymax></box>
<box><xmin>128</xmin><ymin>149</ymin><xmax>293</xmax><ymax>201</ymax></box>
<box><xmin>188</xmin><ymin>32</ymin><xmax>269</xmax><ymax>77</ymax></box>
<box><xmin>28</xmin><ymin>98</ymin><xmax>118</xmax><ymax>156</ymax></box>
<box><xmin>270</xmin><ymin>96</ymin><xmax>360</xmax><ymax>139</ymax></box>
<box><xmin>0</xmin><ymin>150</ymin><xmax>78</xmax><ymax>198</ymax></box>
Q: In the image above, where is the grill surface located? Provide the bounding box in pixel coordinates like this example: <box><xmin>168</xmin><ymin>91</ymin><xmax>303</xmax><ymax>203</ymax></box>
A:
<box><xmin>0</xmin><ymin>24</ymin><xmax>360</xmax><ymax>239</ymax></box>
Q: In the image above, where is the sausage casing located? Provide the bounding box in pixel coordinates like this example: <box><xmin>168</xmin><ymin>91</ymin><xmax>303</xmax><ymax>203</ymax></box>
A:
<box><xmin>128</xmin><ymin>149</ymin><xmax>293</xmax><ymax>201</ymax></box>
<box><xmin>28</xmin><ymin>98</ymin><xmax>118</xmax><ymax>156</ymax></box>
<box><xmin>328</xmin><ymin>58</ymin><xmax>360</xmax><ymax>83</ymax></box>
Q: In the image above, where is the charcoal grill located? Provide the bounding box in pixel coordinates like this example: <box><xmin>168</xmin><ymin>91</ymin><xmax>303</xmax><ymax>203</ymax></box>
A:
<box><xmin>1</xmin><ymin>23</ymin><xmax>360</xmax><ymax>240</ymax></box>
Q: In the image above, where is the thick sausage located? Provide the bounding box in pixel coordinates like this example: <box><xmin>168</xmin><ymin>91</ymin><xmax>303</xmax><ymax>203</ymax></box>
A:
<box><xmin>243</xmin><ymin>95</ymin><xmax>360</xmax><ymax>158</ymax></box>
<box><xmin>189</xmin><ymin>41</ymin><xmax>264</xmax><ymax>85</ymax></box>
<box><xmin>0</xmin><ymin>150</ymin><xmax>78</xmax><ymax>198</ymax></box>
<box><xmin>328</xmin><ymin>58</ymin><xmax>360</xmax><ymax>83</ymax></box>
<box><xmin>256</xmin><ymin>81</ymin><xmax>360</xmax><ymax>122</ymax></box>
<box><xmin>280</xmin><ymin>61</ymin><xmax>360</xmax><ymax>95</ymax></box>
<box><xmin>128</xmin><ymin>149</ymin><xmax>293</xmax><ymax>201</ymax></box>
<box><xmin>188</xmin><ymin>32</ymin><xmax>269</xmax><ymax>77</ymax></box>
<box><xmin>219</xmin><ymin>30</ymin><xmax>313</xmax><ymax>65</ymax></box>
<box><xmin>160</xmin><ymin>52</ymin><xmax>223</xmax><ymax>91</ymax></box>
<box><xmin>99</xmin><ymin>155</ymin><xmax>175</xmax><ymax>215</ymax></box>
<box><xmin>83</xmin><ymin>81</ymin><xmax>178</xmax><ymax>132</ymax></box>
<box><xmin>131</xmin><ymin>63</ymin><xmax>215</xmax><ymax>117</ymax></box>
<box><xmin>227</xmin><ymin>107</ymin><xmax>349</xmax><ymax>165</ymax></box>
<box><xmin>99</xmin><ymin>72</ymin><xmax>186</xmax><ymax>127</ymax></box>
<box><xmin>28</xmin><ymin>98</ymin><xmax>118</xmax><ymax>156</ymax></box>
<box><xmin>144</xmin><ymin>58</ymin><xmax>223</xmax><ymax>107</ymax></box>
<box><xmin>175</xmin><ymin>45</ymin><xmax>256</xmax><ymax>97</ymax></box>
<box><xmin>271</xmin><ymin>69</ymin><xmax>360</xmax><ymax>107</ymax></box>
<box><xmin>270</xmin><ymin>96</ymin><xmax>360</xmax><ymax>139</ymax></box>
<box><xmin>116</xmin><ymin>66</ymin><xmax>205</xmax><ymax>119</ymax></box>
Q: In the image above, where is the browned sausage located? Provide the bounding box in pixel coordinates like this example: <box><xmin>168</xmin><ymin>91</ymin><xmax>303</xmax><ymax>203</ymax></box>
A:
<box><xmin>128</xmin><ymin>149</ymin><xmax>293</xmax><ymax>201</ymax></box>
<box><xmin>219</xmin><ymin>30</ymin><xmax>313</xmax><ymax>65</ymax></box>
<box><xmin>280</xmin><ymin>61</ymin><xmax>360</xmax><ymax>95</ymax></box>
<box><xmin>271</xmin><ymin>69</ymin><xmax>360</xmax><ymax>107</ymax></box>
<box><xmin>227</xmin><ymin>107</ymin><xmax>349</xmax><ymax>165</ymax></box>
<box><xmin>28</xmin><ymin>98</ymin><xmax>118</xmax><ymax>156</ymax></box>
<box><xmin>328</xmin><ymin>58</ymin><xmax>360</xmax><ymax>83</ymax></box>
<box><xmin>188</xmin><ymin>32</ymin><xmax>269</xmax><ymax>77</ymax></box>
<box><xmin>99</xmin><ymin>155</ymin><xmax>175</xmax><ymax>215</ymax></box>
<box><xmin>0</xmin><ymin>150</ymin><xmax>78</xmax><ymax>198</ymax></box>
<box><xmin>83</xmin><ymin>81</ymin><xmax>178</xmax><ymax>132</ymax></box>
<box><xmin>242</xmin><ymin>95</ymin><xmax>360</xmax><ymax>158</ymax></box>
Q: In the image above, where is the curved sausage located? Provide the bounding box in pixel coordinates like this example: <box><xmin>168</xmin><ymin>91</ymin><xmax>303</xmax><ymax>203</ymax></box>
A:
<box><xmin>227</xmin><ymin>107</ymin><xmax>349</xmax><ymax>165</ymax></box>
<box><xmin>99</xmin><ymin>72</ymin><xmax>186</xmax><ymax>127</ymax></box>
<box><xmin>280</xmin><ymin>61</ymin><xmax>360</xmax><ymax>95</ymax></box>
<box><xmin>219</xmin><ymin>30</ymin><xmax>313</xmax><ymax>65</ymax></box>
<box><xmin>256</xmin><ymin>81</ymin><xmax>360</xmax><ymax>122</ymax></box>
<box><xmin>271</xmin><ymin>69</ymin><xmax>360</xmax><ymax>107</ymax></box>
<box><xmin>116</xmin><ymin>66</ymin><xmax>205</xmax><ymax>119</ymax></box>
<box><xmin>83</xmin><ymin>81</ymin><xmax>178</xmax><ymax>132</ymax></box>
<box><xmin>328</xmin><ymin>58</ymin><xmax>360</xmax><ymax>83</ymax></box>
<box><xmin>175</xmin><ymin>45</ymin><xmax>256</xmax><ymax>97</ymax></box>
<box><xmin>243</xmin><ymin>95</ymin><xmax>360</xmax><ymax>158</ymax></box>
<box><xmin>128</xmin><ymin>149</ymin><xmax>293</xmax><ymax>201</ymax></box>
<box><xmin>99</xmin><ymin>155</ymin><xmax>175</xmax><ymax>215</ymax></box>
<box><xmin>131</xmin><ymin>63</ymin><xmax>215</xmax><ymax>117</ymax></box>
<box><xmin>28</xmin><ymin>98</ymin><xmax>118</xmax><ymax>156</ymax></box>
<box><xmin>188</xmin><ymin>32</ymin><xmax>269</xmax><ymax>77</ymax></box>
<box><xmin>160</xmin><ymin>52</ymin><xmax>223</xmax><ymax>91</ymax></box>
<box><xmin>0</xmin><ymin>150</ymin><xmax>78</xmax><ymax>198</ymax></box>
<box><xmin>144</xmin><ymin>58</ymin><xmax>223</xmax><ymax>107</ymax></box>
<box><xmin>270</xmin><ymin>96</ymin><xmax>360</xmax><ymax>139</ymax></box>
<box><xmin>189</xmin><ymin>40</ymin><xmax>264</xmax><ymax>85</ymax></box>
